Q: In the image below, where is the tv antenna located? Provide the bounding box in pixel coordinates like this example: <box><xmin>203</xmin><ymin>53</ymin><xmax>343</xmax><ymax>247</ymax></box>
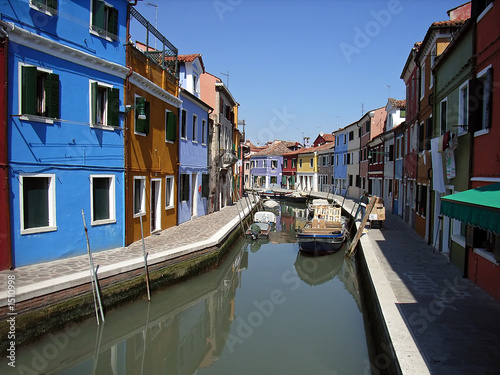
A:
<box><xmin>220</xmin><ymin>71</ymin><xmax>229</xmax><ymax>88</ymax></box>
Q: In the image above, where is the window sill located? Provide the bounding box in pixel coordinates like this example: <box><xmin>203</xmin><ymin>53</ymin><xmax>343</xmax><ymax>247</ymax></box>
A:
<box><xmin>20</xmin><ymin>115</ymin><xmax>55</xmax><ymax>124</ymax></box>
<box><xmin>91</xmin><ymin>219</ymin><xmax>116</xmax><ymax>226</ymax></box>
<box><xmin>89</xmin><ymin>29</ymin><xmax>116</xmax><ymax>43</ymax></box>
<box><xmin>165</xmin><ymin>205</ymin><xmax>175</xmax><ymax>210</ymax></box>
<box><xmin>21</xmin><ymin>226</ymin><xmax>57</xmax><ymax>235</ymax></box>
<box><xmin>474</xmin><ymin>129</ymin><xmax>490</xmax><ymax>138</ymax></box>
<box><xmin>30</xmin><ymin>3</ymin><xmax>58</xmax><ymax>16</ymax></box>
<box><xmin>474</xmin><ymin>248</ymin><xmax>499</xmax><ymax>265</ymax></box>
<box><xmin>165</xmin><ymin>140</ymin><xmax>175</xmax><ymax>144</ymax></box>
<box><xmin>192</xmin><ymin>140</ymin><xmax>198</xmax><ymax>144</ymax></box>
<box><xmin>133</xmin><ymin>212</ymin><xmax>146</xmax><ymax>219</ymax></box>
<box><xmin>91</xmin><ymin>123</ymin><xmax>121</xmax><ymax>131</ymax></box>
<box><xmin>134</xmin><ymin>131</ymin><xmax>147</xmax><ymax>137</ymax></box>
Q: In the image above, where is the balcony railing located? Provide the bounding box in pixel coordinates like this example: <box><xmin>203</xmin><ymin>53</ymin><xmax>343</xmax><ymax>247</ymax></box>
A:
<box><xmin>130</xmin><ymin>7</ymin><xmax>178</xmax><ymax>78</ymax></box>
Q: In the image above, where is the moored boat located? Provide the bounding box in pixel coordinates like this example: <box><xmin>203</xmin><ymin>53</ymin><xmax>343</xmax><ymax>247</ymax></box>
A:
<box><xmin>296</xmin><ymin>204</ymin><xmax>348</xmax><ymax>254</ymax></box>
<box><xmin>246</xmin><ymin>222</ymin><xmax>272</xmax><ymax>240</ymax></box>
<box><xmin>254</xmin><ymin>211</ymin><xmax>277</xmax><ymax>225</ymax></box>
<box><xmin>285</xmin><ymin>191</ymin><xmax>308</xmax><ymax>203</ymax></box>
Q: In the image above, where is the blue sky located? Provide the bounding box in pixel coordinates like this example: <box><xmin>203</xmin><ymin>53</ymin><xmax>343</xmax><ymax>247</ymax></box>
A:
<box><xmin>131</xmin><ymin>0</ymin><xmax>466</xmax><ymax>146</ymax></box>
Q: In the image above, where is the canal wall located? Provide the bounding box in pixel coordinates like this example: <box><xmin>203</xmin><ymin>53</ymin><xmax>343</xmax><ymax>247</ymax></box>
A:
<box><xmin>0</xmin><ymin>197</ymin><xmax>259</xmax><ymax>352</ymax></box>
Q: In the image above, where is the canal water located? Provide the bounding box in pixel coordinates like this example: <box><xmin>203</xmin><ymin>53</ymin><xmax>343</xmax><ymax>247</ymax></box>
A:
<box><xmin>3</xmin><ymin>203</ymin><xmax>373</xmax><ymax>375</ymax></box>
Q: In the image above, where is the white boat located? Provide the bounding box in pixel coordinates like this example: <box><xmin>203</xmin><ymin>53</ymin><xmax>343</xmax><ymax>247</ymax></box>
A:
<box><xmin>254</xmin><ymin>211</ymin><xmax>277</xmax><ymax>225</ymax></box>
<box><xmin>262</xmin><ymin>199</ymin><xmax>279</xmax><ymax>209</ymax></box>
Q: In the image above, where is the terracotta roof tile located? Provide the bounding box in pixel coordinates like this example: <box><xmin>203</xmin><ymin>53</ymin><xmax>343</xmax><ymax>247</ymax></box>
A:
<box><xmin>388</xmin><ymin>98</ymin><xmax>406</xmax><ymax>108</ymax></box>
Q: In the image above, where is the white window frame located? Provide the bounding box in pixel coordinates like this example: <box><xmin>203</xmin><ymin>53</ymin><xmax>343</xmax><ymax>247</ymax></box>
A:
<box><xmin>29</xmin><ymin>0</ymin><xmax>57</xmax><ymax>16</ymax></box>
<box><xmin>18</xmin><ymin>63</ymin><xmax>55</xmax><ymax>124</ymax></box>
<box><xmin>420</xmin><ymin>62</ymin><xmax>426</xmax><ymax>100</ymax></box>
<box><xmin>192</xmin><ymin>114</ymin><xmax>198</xmax><ymax>143</ymax></box>
<box><xmin>90</xmin><ymin>174</ymin><xmax>116</xmax><ymax>225</ymax></box>
<box><xmin>180</xmin><ymin>109</ymin><xmax>187</xmax><ymax>140</ymax></box>
<box><xmin>133</xmin><ymin>176</ymin><xmax>146</xmax><ymax>218</ymax></box>
<box><xmin>430</xmin><ymin>45</ymin><xmax>436</xmax><ymax>88</ymax></box>
<box><xmin>458</xmin><ymin>81</ymin><xmax>469</xmax><ymax>136</ymax></box>
<box><xmin>475</xmin><ymin>65</ymin><xmax>492</xmax><ymax>135</ymax></box>
<box><xmin>19</xmin><ymin>173</ymin><xmax>57</xmax><ymax>235</ymax></box>
<box><xmin>165</xmin><ymin>175</ymin><xmax>175</xmax><ymax>209</ymax></box>
<box><xmin>271</xmin><ymin>160</ymin><xmax>277</xmax><ymax>169</ymax></box>
<box><xmin>90</xmin><ymin>80</ymin><xmax>114</xmax><ymax>130</ymax></box>
<box><xmin>134</xmin><ymin>94</ymin><xmax>147</xmax><ymax>137</ymax></box>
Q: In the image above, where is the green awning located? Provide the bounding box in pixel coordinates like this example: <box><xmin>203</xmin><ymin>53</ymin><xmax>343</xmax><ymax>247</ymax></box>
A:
<box><xmin>441</xmin><ymin>183</ymin><xmax>500</xmax><ymax>234</ymax></box>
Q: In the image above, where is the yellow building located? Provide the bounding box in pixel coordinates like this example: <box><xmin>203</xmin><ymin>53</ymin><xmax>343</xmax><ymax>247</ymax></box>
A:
<box><xmin>124</xmin><ymin>31</ymin><xmax>181</xmax><ymax>245</ymax></box>
<box><xmin>296</xmin><ymin>148</ymin><xmax>317</xmax><ymax>191</ymax></box>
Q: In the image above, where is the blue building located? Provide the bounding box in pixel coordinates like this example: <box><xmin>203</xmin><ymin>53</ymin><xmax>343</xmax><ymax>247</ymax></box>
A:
<box><xmin>333</xmin><ymin>126</ymin><xmax>349</xmax><ymax>196</ymax></box>
<box><xmin>1</xmin><ymin>0</ymin><xmax>130</xmax><ymax>266</ymax></box>
<box><xmin>178</xmin><ymin>54</ymin><xmax>211</xmax><ymax>224</ymax></box>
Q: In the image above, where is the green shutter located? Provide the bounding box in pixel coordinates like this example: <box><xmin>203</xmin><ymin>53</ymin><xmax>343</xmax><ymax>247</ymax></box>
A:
<box><xmin>91</xmin><ymin>82</ymin><xmax>98</xmax><ymax>125</ymax></box>
<box><xmin>107</xmin><ymin>7</ymin><xmax>118</xmax><ymax>39</ymax></box>
<box><xmin>22</xmin><ymin>66</ymin><xmax>37</xmax><ymax>115</ymax></box>
<box><xmin>92</xmin><ymin>0</ymin><xmax>105</xmax><ymax>30</ymax></box>
<box><xmin>144</xmin><ymin>101</ymin><xmax>150</xmax><ymax>135</ymax></box>
<box><xmin>202</xmin><ymin>174</ymin><xmax>209</xmax><ymax>198</ymax></box>
<box><xmin>107</xmin><ymin>87</ymin><xmax>120</xmax><ymax>127</ymax></box>
<box><xmin>47</xmin><ymin>0</ymin><xmax>58</xmax><ymax>11</ymax></box>
<box><xmin>45</xmin><ymin>73</ymin><xmax>59</xmax><ymax>119</ymax></box>
<box><xmin>166</xmin><ymin>111</ymin><xmax>177</xmax><ymax>142</ymax></box>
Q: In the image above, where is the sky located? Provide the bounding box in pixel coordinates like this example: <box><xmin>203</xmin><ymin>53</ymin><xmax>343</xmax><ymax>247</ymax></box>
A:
<box><xmin>130</xmin><ymin>0</ymin><xmax>467</xmax><ymax>146</ymax></box>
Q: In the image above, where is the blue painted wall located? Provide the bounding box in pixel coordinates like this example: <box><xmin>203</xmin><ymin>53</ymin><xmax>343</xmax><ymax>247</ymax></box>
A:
<box><xmin>4</xmin><ymin>0</ymin><xmax>129</xmax><ymax>266</ymax></box>
<box><xmin>178</xmin><ymin>91</ymin><xmax>209</xmax><ymax>224</ymax></box>
<box><xmin>250</xmin><ymin>155</ymin><xmax>283</xmax><ymax>189</ymax></box>
<box><xmin>333</xmin><ymin>132</ymin><xmax>347</xmax><ymax>194</ymax></box>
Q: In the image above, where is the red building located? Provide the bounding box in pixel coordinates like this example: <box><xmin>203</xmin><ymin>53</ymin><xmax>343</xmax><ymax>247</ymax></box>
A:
<box><xmin>466</xmin><ymin>0</ymin><xmax>500</xmax><ymax>302</ymax></box>
<box><xmin>0</xmin><ymin>32</ymin><xmax>11</xmax><ymax>270</ymax></box>
<box><xmin>282</xmin><ymin>149</ymin><xmax>301</xmax><ymax>189</ymax></box>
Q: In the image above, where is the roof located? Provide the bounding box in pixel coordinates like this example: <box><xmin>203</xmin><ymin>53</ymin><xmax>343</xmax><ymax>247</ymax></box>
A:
<box><xmin>441</xmin><ymin>183</ymin><xmax>500</xmax><ymax>234</ymax></box>
<box><xmin>285</xmin><ymin>142</ymin><xmax>335</xmax><ymax>156</ymax></box>
<box><xmin>178</xmin><ymin>54</ymin><xmax>205</xmax><ymax>72</ymax></box>
<box><xmin>253</xmin><ymin>141</ymin><xmax>299</xmax><ymax>156</ymax></box>
<box><xmin>415</xmin><ymin>19</ymin><xmax>468</xmax><ymax>62</ymax></box>
<box><xmin>387</xmin><ymin>98</ymin><xmax>406</xmax><ymax>109</ymax></box>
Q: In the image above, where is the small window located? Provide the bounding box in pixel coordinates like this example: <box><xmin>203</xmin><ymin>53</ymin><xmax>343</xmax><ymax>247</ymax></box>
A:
<box><xmin>133</xmin><ymin>176</ymin><xmax>146</xmax><ymax>217</ymax></box>
<box><xmin>165</xmin><ymin>110</ymin><xmax>177</xmax><ymax>142</ymax></box>
<box><xmin>299</xmin><ymin>159</ymin><xmax>303</xmax><ymax>168</ymax></box>
<box><xmin>181</xmin><ymin>109</ymin><xmax>187</xmax><ymax>139</ymax></box>
<box><xmin>30</xmin><ymin>0</ymin><xmax>58</xmax><ymax>15</ymax></box>
<box><xmin>284</xmin><ymin>159</ymin><xmax>288</xmax><ymax>169</ymax></box>
<box><xmin>134</xmin><ymin>96</ymin><xmax>150</xmax><ymax>135</ymax></box>
<box><xmin>91</xmin><ymin>175</ymin><xmax>115</xmax><ymax>225</ymax></box>
<box><xmin>180</xmin><ymin>174</ymin><xmax>189</xmax><ymax>202</ymax></box>
<box><xmin>271</xmin><ymin>160</ymin><xmax>277</xmax><ymax>169</ymax></box>
<box><xmin>201</xmin><ymin>174</ymin><xmax>209</xmax><ymax>198</ymax></box>
<box><xmin>165</xmin><ymin>176</ymin><xmax>174</xmax><ymax>208</ymax></box>
<box><xmin>349</xmin><ymin>131</ymin><xmax>354</xmax><ymax>141</ymax></box>
<box><xmin>20</xmin><ymin>174</ymin><xmax>56</xmax><ymax>234</ymax></box>
<box><xmin>91</xmin><ymin>0</ymin><xmax>119</xmax><ymax>41</ymax></box>
<box><xmin>192</xmin><ymin>114</ymin><xmax>198</xmax><ymax>142</ymax></box>
<box><xmin>21</xmin><ymin>65</ymin><xmax>59</xmax><ymax>119</ymax></box>
<box><xmin>91</xmin><ymin>81</ymin><xmax>119</xmax><ymax>127</ymax></box>
<box><xmin>458</xmin><ymin>82</ymin><xmax>468</xmax><ymax>136</ymax></box>
<box><xmin>440</xmin><ymin>99</ymin><xmax>447</xmax><ymax>134</ymax></box>
<box><xmin>310</xmin><ymin>158</ymin><xmax>313</xmax><ymax>168</ymax></box>
<box><xmin>292</xmin><ymin>158</ymin><xmax>296</xmax><ymax>168</ymax></box>
<box><xmin>193</xmin><ymin>75</ymin><xmax>198</xmax><ymax>93</ymax></box>
<box><xmin>202</xmin><ymin>119</ymin><xmax>207</xmax><ymax>145</ymax></box>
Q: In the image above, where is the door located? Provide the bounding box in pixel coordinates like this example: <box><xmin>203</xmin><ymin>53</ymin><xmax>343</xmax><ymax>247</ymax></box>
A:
<box><xmin>191</xmin><ymin>173</ymin><xmax>198</xmax><ymax>217</ymax></box>
<box><xmin>151</xmin><ymin>179</ymin><xmax>161</xmax><ymax>232</ymax></box>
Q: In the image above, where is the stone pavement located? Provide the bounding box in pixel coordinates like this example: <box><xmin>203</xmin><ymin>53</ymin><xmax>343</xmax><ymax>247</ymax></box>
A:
<box><xmin>324</xmin><ymin>193</ymin><xmax>500</xmax><ymax>375</ymax></box>
<box><xmin>0</xmin><ymin>195</ymin><xmax>258</xmax><ymax>307</ymax></box>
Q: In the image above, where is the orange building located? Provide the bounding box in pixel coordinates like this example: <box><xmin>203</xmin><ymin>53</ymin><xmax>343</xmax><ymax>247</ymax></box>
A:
<box><xmin>125</xmin><ymin>11</ymin><xmax>181</xmax><ymax>245</ymax></box>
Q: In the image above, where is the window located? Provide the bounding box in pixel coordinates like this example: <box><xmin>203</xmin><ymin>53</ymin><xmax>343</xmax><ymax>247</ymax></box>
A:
<box><xmin>165</xmin><ymin>110</ymin><xmax>177</xmax><ymax>142</ymax></box>
<box><xmin>251</xmin><ymin>161</ymin><xmax>255</xmax><ymax>169</ymax></box>
<box><xmin>323</xmin><ymin>156</ymin><xmax>328</xmax><ymax>166</ymax></box>
<box><xmin>343</xmin><ymin>134</ymin><xmax>346</xmax><ymax>144</ymax></box>
<box><xmin>30</xmin><ymin>0</ymin><xmax>58</xmax><ymax>15</ymax></box>
<box><xmin>180</xmin><ymin>174</ymin><xmax>189</xmax><ymax>202</ymax></box>
<box><xmin>20</xmin><ymin>174</ymin><xmax>56</xmax><ymax>234</ymax></box>
<box><xmin>416</xmin><ymin>184</ymin><xmax>427</xmax><ymax>217</ymax></box>
<box><xmin>335</xmin><ymin>155</ymin><xmax>338</xmax><ymax>165</ymax></box>
<box><xmin>201</xmin><ymin>174</ymin><xmax>209</xmax><ymax>198</ymax></box>
<box><xmin>440</xmin><ymin>99</ymin><xmax>447</xmax><ymax>134</ymax></box>
<box><xmin>284</xmin><ymin>159</ymin><xmax>288</xmax><ymax>169</ymax></box>
<box><xmin>270</xmin><ymin>176</ymin><xmax>277</xmax><ymax>184</ymax></box>
<box><xmin>263</xmin><ymin>160</ymin><xmax>267</xmax><ymax>168</ymax></box>
<box><xmin>310</xmin><ymin>158</ymin><xmax>313</xmax><ymax>168</ymax></box>
<box><xmin>91</xmin><ymin>81</ymin><xmax>119</xmax><ymax>127</ymax></box>
<box><xmin>388</xmin><ymin>144</ymin><xmax>394</xmax><ymax>162</ymax></box>
<box><xmin>133</xmin><ymin>177</ymin><xmax>146</xmax><ymax>216</ymax></box>
<box><xmin>91</xmin><ymin>0</ymin><xmax>118</xmax><ymax>41</ymax></box>
<box><xmin>192</xmin><ymin>114</ymin><xmax>198</xmax><ymax>142</ymax></box>
<box><xmin>365</xmin><ymin>120</ymin><xmax>370</xmax><ymax>133</ymax></box>
<box><xmin>420</xmin><ymin>63</ymin><xmax>426</xmax><ymax>99</ymax></box>
<box><xmin>21</xmin><ymin>65</ymin><xmax>59</xmax><ymax>119</ymax></box>
<box><xmin>475</xmin><ymin>67</ymin><xmax>492</xmax><ymax>132</ymax></box>
<box><xmin>343</xmin><ymin>154</ymin><xmax>346</xmax><ymax>165</ymax></box>
<box><xmin>336</xmin><ymin>137</ymin><xmax>339</xmax><ymax>146</ymax></box>
<box><xmin>202</xmin><ymin>119</ymin><xmax>207</xmax><ymax>144</ymax></box>
<box><xmin>458</xmin><ymin>82</ymin><xmax>468</xmax><ymax>136</ymax></box>
<box><xmin>271</xmin><ymin>160</ymin><xmax>277</xmax><ymax>169</ymax></box>
<box><xmin>134</xmin><ymin>96</ymin><xmax>150</xmax><ymax>135</ymax></box>
<box><xmin>193</xmin><ymin>75</ymin><xmax>198</xmax><ymax>93</ymax></box>
<box><xmin>180</xmin><ymin>109</ymin><xmax>187</xmax><ymax>139</ymax></box>
<box><xmin>349</xmin><ymin>131</ymin><xmax>354</xmax><ymax>141</ymax></box>
<box><xmin>430</xmin><ymin>46</ymin><xmax>436</xmax><ymax>88</ymax></box>
<box><xmin>91</xmin><ymin>175</ymin><xmax>115</xmax><ymax>225</ymax></box>
<box><xmin>400</xmin><ymin>109</ymin><xmax>406</xmax><ymax>118</ymax></box>
<box><xmin>165</xmin><ymin>176</ymin><xmax>174</xmax><ymax>208</ymax></box>
<box><xmin>299</xmin><ymin>159</ymin><xmax>303</xmax><ymax>168</ymax></box>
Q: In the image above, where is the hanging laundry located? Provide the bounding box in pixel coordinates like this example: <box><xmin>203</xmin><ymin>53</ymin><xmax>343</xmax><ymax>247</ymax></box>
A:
<box><xmin>449</xmin><ymin>132</ymin><xmax>458</xmax><ymax>151</ymax></box>
<box><xmin>442</xmin><ymin>131</ymin><xmax>450</xmax><ymax>150</ymax></box>
<box><xmin>446</xmin><ymin>148</ymin><xmax>456</xmax><ymax>180</ymax></box>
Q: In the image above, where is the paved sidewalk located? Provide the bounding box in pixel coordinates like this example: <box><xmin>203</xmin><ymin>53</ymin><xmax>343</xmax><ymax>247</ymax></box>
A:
<box><xmin>0</xmin><ymin>196</ymin><xmax>257</xmax><ymax>306</ymax></box>
<box><xmin>359</xmin><ymin>211</ymin><xmax>500</xmax><ymax>375</ymax></box>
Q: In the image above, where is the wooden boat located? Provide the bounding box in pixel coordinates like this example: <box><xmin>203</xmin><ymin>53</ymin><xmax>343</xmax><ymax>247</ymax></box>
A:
<box><xmin>285</xmin><ymin>191</ymin><xmax>308</xmax><ymax>203</ymax></box>
<box><xmin>259</xmin><ymin>190</ymin><xmax>292</xmax><ymax>199</ymax></box>
<box><xmin>296</xmin><ymin>204</ymin><xmax>348</xmax><ymax>254</ymax></box>
<box><xmin>246</xmin><ymin>222</ymin><xmax>272</xmax><ymax>240</ymax></box>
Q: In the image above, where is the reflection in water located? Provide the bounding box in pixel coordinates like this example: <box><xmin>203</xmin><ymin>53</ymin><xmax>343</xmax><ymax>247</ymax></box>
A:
<box><xmin>2</xmin><ymin>202</ymin><xmax>369</xmax><ymax>375</ymax></box>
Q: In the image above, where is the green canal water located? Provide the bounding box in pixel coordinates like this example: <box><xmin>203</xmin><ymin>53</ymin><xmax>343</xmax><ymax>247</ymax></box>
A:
<box><xmin>3</xmin><ymin>203</ymin><xmax>373</xmax><ymax>374</ymax></box>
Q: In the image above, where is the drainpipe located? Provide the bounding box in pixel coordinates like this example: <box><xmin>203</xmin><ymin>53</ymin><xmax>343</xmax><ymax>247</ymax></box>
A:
<box><xmin>124</xmin><ymin>2</ymin><xmax>137</xmax><ymax>245</ymax></box>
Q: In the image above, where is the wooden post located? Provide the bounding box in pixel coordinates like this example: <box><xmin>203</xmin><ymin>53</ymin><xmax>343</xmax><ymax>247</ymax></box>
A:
<box><xmin>346</xmin><ymin>196</ymin><xmax>377</xmax><ymax>257</ymax></box>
